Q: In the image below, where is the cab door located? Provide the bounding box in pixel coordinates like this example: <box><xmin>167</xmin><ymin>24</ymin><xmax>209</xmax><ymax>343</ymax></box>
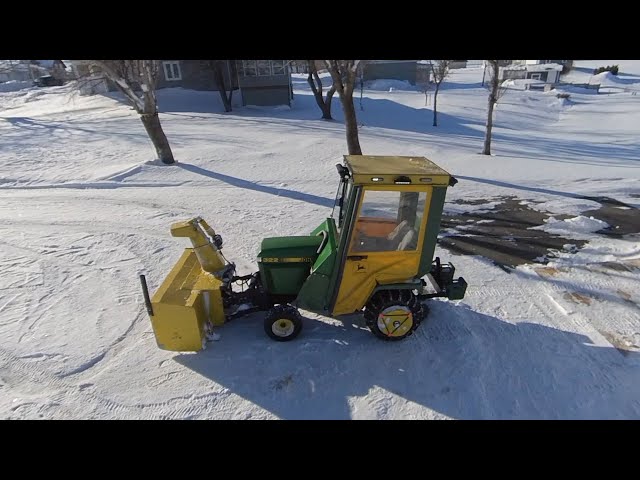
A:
<box><xmin>331</xmin><ymin>186</ymin><xmax>432</xmax><ymax>316</ymax></box>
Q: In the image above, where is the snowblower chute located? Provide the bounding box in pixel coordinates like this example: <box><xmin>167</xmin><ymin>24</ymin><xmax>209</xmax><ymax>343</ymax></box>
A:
<box><xmin>141</xmin><ymin>155</ymin><xmax>467</xmax><ymax>352</ymax></box>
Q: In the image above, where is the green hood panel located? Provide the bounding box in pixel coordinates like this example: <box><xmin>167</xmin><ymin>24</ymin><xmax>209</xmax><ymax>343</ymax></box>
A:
<box><xmin>258</xmin><ymin>236</ymin><xmax>323</xmax><ymax>261</ymax></box>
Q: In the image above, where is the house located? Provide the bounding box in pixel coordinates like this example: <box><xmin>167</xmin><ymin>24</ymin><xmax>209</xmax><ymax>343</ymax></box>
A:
<box><xmin>235</xmin><ymin>60</ymin><xmax>292</xmax><ymax>106</ymax></box>
<box><xmin>289</xmin><ymin>60</ymin><xmax>326</xmax><ymax>75</ymax></box>
<box><xmin>499</xmin><ymin>63</ymin><xmax>564</xmax><ymax>84</ymax></box>
<box><xmin>70</xmin><ymin>60</ymin><xmax>292</xmax><ymax>107</ymax></box>
<box><xmin>0</xmin><ymin>60</ymin><xmax>49</xmax><ymax>83</ymax></box>
<box><xmin>0</xmin><ymin>60</ymin><xmax>32</xmax><ymax>82</ymax></box>
<box><xmin>449</xmin><ymin>60</ymin><xmax>467</xmax><ymax>69</ymax></box>
<box><xmin>155</xmin><ymin>60</ymin><xmax>238</xmax><ymax>91</ymax></box>
<box><xmin>416</xmin><ymin>61</ymin><xmax>433</xmax><ymax>86</ymax></box>
<box><xmin>362</xmin><ymin>60</ymin><xmax>420</xmax><ymax>86</ymax></box>
<box><xmin>510</xmin><ymin>60</ymin><xmax>573</xmax><ymax>73</ymax></box>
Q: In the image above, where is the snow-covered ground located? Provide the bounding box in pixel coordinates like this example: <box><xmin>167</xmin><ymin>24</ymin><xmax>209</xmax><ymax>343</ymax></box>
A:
<box><xmin>1</xmin><ymin>61</ymin><xmax>639</xmax><ymax>419</ymax></box>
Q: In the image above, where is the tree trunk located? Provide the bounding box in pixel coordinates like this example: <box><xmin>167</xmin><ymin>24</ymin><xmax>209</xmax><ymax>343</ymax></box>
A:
<box><xmin>324</xmin><ymin>60</ymin><xmax>363</xmax><ymax>155</ymax></box>
<box><xmin>213</xmin><ymin>62</ymin><xmax>232</xmax><ymax>112</ymax></box>
<box><xmin>482</xmin><ymin>61</ymin><xmax>500</xmax><ymax>155</ymax></box>
<box><xmin>342</xmin><ymin>90</ymin><xmax>362</xmax><ymax>155</ymax></box>
<box><xmin>432</xmin><ymin>84</ymin><xmax>440</xmax><ymax>126</ymax></box>
<box><xmin>482</xmin><ymin>95</ymin><xmax>495</xmax><ymax>155</ymax></box>
<box><xmin>325</xmin><ymin>85</ymin><xmax>336</xmax><ymax>118</ymax></box>
<box><xmin>307</xmin><ymin>64</ymin><xmax>335</xmax><ymax>120</ymax></box>
<box><xmin>140</xmin><ymin>113</ymin><xmax>175</xmax><ymax>164</ymax></box>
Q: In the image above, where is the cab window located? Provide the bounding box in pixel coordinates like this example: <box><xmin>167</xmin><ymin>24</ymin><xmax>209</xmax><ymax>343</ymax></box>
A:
<box><xmin>350</xmin><ymin>190</ymin><xmax>427</xmax><ymax>253</ymax></box>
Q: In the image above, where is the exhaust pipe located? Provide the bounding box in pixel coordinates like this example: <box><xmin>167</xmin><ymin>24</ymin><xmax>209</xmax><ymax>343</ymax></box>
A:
<box><xmin>139</xmin><ymin>274</ymin><xmax>154</xmax><ymax>316</ymax></box>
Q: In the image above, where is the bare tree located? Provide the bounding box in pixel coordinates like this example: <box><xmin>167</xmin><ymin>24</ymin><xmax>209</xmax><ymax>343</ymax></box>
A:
<box><xmin>324</xmin><ymin>60</ymin><xmax>362</xmax><ymax>155</ymax></box>
<box><xmin>419</xmin><ymin>77</ymin><xmax>432</xmax><ymax>106</ymax></box>
<box><xmin>429</xmin><ymin>60</ymin><xmax>450</xmax><ymax>127</ymax></box>
<box><xmin>482</xmin><ymin>60</ymin><xmax>509</xmax><ymax>156</ymax></box>
<box><xmin>201</xmin><ymin>60</ymin><xmax>234</xmax><ymax>112</ymax></box>
<box><xmin>84</xmin><ymin>60</ymin><xmax>175</xmax><ymax>164</ymax></box>
<box><xmin>307</xmin><ymin>60</ymin><xmax>336</xmax><ymax>120</ymax></box>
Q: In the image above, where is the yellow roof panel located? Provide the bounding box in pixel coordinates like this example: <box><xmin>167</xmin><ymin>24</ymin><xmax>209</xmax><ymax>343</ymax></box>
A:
<box><xmin>345</xmin><ymin>155</ymin><xmax>451</xmax><ymax>176</ymax></box>
<box><xmin>344</xmin><ymin>155</ymin><xmax>452</xmax><ymax>185</ymax></box>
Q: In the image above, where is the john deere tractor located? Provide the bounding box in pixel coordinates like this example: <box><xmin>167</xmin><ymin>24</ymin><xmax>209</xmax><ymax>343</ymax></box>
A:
<box><xmin>140</xmin><ymin>155</ymin><xmax>467</xmax><ymax>351</ymax></box>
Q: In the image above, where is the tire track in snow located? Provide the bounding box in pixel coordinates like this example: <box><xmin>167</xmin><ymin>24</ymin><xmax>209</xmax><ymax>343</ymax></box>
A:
<box><xmin>0</xmin><ymin>232</ymin><xmax>154</xmax><ymax>381</ymax></box>
<box><xmin>0</xmin><ymin>346</ymin><xmax>246</xmax><ymax>419</ymax></box>
<box><xmin>0</xmin><ymin>346</ymin><xmax>163</xmax><ymax>419</ymax></box>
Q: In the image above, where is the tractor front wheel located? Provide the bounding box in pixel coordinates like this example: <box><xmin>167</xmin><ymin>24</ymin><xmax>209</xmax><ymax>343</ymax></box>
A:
<box><xmin>364</xmin><ymin>290</ymin><xmax>427</xmax><ymax>341</ymax></box>
<box><xmin>264</xmin><ymin>304</ymin><xmax>303</xmax><ymax>342</ymax></box>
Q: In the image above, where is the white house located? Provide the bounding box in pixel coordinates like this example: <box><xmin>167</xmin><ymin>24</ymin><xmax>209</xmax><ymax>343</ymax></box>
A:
<box><xmin>499</xmin><ymin>62</ymin><xmax>564</xmax><ymax>84</ymax></box>
<box><xmin>510</xmin><ymin>60</ymin><xmax>573</xmax><ymax>73</ymax></box>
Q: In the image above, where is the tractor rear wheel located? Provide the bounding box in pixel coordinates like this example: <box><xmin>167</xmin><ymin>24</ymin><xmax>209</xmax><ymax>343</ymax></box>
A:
<box><xmin>364</xmin><ymin>290</ymin><xmax>427</xmax><ymax>341</ymax></box>
<box><xmin>264</xmin><ymin>304</ymin><xmax>303</xmax><ymax>342</ymax></box>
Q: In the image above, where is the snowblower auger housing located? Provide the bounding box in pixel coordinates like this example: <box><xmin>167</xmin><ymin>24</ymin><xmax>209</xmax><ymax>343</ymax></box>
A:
<box><xmin>141</xmin><ymin>155</ymin><xmax>467</xmax><ymax>352</ymax></box>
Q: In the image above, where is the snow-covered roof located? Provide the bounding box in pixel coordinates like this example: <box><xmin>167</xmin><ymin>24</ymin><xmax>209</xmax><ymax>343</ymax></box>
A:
<box><xmin>503</xmin><ymin>63</ymin><xmax>563</xmax><ymax>72</ymax></box>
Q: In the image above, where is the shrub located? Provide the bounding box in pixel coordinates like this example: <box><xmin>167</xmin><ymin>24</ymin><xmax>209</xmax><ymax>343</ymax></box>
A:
<box><xmin>593</xmin><ymin>65</ymin><xmax>619</xmax><ymax>75</ymax></box>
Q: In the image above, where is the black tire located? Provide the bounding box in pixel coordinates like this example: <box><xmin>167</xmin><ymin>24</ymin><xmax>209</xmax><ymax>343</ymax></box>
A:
<box><xmin>264</xmin><ymin>304</ymin><xmax>303</xmax><ymax>342</ymax></box>
<box><xmin>364</xmin><ymin>290</ymin><xmax>428</xmax><ymax>341</ymax></box>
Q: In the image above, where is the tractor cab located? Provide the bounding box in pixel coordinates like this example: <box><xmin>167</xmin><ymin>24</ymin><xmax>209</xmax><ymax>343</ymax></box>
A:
<box><xmin>296</xmin><ymin>155</ymin><xmax>465</xmax><ymax>318</ymax></box>
<box><xmin>141</xmin><ymin>155</ymin><xmax>467</xmax><ymax>352</ymax></box>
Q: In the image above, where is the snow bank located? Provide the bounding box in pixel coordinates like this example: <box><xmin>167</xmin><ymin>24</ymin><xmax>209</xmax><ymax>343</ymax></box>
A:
<box><xmin>445</xmin><ymin>201</ymin><xmax>502</xmax><ymax>215</ymax></box>
<box><xmin>531</xmin><ymin>215</ymin><xmax>610</xmax><ymax>237</ymax></box>
<box><xmin>365</xmin><ymin>79</ymin><xmax>418</xmax><ymax>92</ymax></box>
<box><xmin>244</xmin><ymin>104</ymin><xmax>292</xmax><ymax>111</ymax></box>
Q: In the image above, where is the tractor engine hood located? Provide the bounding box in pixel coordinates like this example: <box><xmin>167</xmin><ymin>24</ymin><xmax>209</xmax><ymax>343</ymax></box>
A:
<box><xmin>258</xmin><ymin>235</ymin><xmax>324</xmax><ymax>263</ymax></box>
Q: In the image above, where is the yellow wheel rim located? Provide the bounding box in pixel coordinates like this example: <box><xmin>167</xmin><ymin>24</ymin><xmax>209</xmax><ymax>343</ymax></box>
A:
<box><xmin>377</xmin><ymin>306</ymin><xmax>413</xmax><ymax>337</ymax></box>
<box><xmin>272</xmin><ymin>318</ymin><xmax>295</xmax><ymax>337</ymax></box>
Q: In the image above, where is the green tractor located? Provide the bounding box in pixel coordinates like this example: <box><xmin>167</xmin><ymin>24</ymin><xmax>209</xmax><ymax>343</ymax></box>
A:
<box><xmin>140</xmin><ymin>155</ymin><xmax>467</xmax><ymax>351</ymax></box>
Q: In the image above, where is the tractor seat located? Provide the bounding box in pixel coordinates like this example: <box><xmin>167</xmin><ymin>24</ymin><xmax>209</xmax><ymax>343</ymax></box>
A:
<box><xmin>397</xmin><ymin>228</ymin><xmax>417</xmax><ymax>250</ymax></box>
<box><xmin>386</xmin><ymin>220</ymin><xmax>417</xmax><ymax>250</ymax></box>
<box><xmin>353</xmin><ymin>220</ymin><xmax>418</xmax><ymax>252</ymax></box>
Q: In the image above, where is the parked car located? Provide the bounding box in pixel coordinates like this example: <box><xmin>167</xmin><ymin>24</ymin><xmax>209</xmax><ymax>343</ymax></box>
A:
<box><xmin>34</xmin><ymin>75</ymin><xmax>64</xmax><ymax>87</ymax></box>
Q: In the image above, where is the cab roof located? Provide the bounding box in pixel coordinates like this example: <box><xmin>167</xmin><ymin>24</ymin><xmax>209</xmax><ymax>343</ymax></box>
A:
<box><xmin>343</xmin><ymin>155</ymin><xmax>453</xmax><ymax>186</ymax></box>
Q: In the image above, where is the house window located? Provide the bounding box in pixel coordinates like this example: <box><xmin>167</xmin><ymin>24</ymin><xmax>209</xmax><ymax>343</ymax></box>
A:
<box><xmin>239</xmin><ymin>60</ymin><xmax>288</xmax><ymax>76</ymax></box>
<box><xmin>257</xmin><ymin>60</ymin><xmax>271</xmax><ymax>76</ymax></box>
<box><xmin>529</xmin><ymin>73</ymin><xmax>542</xmax><ymax>80</ymax></box>
<box><xmin>271</xmin><ymin>60</ymin><xmax>286</xmax><ymax>75</ymax></box>
<box><xmin>163</xmin><ymin>61</ymin><xmax>182</xmax><ymax>81</ymax></box>
<box><xmin>241</xmin><ymin>60</ymin><xmax>256</xmax><ymax>76</ymax></box>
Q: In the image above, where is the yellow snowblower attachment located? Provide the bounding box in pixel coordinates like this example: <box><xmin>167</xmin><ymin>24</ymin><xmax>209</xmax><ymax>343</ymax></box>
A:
<box><xmin>140</xmin><ymin>217</ymin><xmax>229</xmax><ymax>352</ymax></box>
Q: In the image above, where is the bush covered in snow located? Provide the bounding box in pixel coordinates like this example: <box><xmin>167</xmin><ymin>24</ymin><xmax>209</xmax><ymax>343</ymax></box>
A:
<box><xmin>594</xmin><ymin>65</ymin><xmax>619</xmax><ymax>75</ymax></box>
